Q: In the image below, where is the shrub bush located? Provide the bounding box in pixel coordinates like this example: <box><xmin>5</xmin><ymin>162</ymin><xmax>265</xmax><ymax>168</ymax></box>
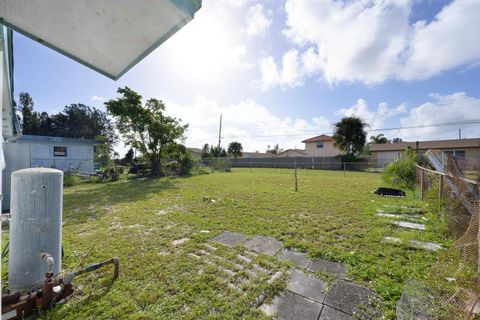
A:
<box><xmin>64</xmin><ymin>174</ymin><xmax>81</xmax><ymax>187</ymax></box>
<box><xmin>178</xmin><ymin>152</ymin><xmax>197</xmax><ymax>176</ymax></box>
<box><xmin>382</xmin><ymin>149</ymin><xmax>418</xmax><ymax>189</ymax></box>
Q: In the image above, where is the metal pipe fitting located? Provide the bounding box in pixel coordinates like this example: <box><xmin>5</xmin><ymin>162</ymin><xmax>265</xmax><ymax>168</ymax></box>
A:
<box><xmin>41</xmin><ymin>252</ymin><xmax>54</xmax><ymax>277</ymax></box>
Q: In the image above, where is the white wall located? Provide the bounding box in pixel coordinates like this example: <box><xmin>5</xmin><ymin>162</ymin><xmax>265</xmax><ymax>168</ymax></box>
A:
<box><xmin>29</xmin><ymin>141</ymin><xmax>94</xmax><ymax>172</ymax></box>
<box><xmin>2</xmin><ymin>143</ymin><xmax>30</xmax><ymax>211</ymax></box>
<box><xmin>2</xmin><ymin>140</ymin><xmax>96</xmax><ymax>211</ymax></box>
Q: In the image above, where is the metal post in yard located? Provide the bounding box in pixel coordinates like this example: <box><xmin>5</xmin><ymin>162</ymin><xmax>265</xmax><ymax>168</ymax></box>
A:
<box><xmin>438</xmin><ymin>174</ymin><xmax>443</xmax><ymax>202</ymax></box>
<box><xmin>343</xmin><ymin>162</ymin><xmax>346</xmax><ymax>177</ymax></box>
<box><xmin>420</xmin><ymin>169</ymin><xmax>424</xmax><ymax>201</ymax></box>
<box><xmin>294</xmin><ymin>161</ymin><xmax>298</xmax><ymax>192</ymax></box>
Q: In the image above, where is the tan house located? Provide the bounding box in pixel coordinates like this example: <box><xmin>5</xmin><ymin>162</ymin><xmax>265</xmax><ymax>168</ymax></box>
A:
<box><xmin>370</xmin><ymin>138</ymin><xmax>480</xmax><ymax>165</ymax></box>
<box><xmin>274</xmin><ymin>134</ymin><xmax>341</xmax><ymax>157</ymax></box>
<box><xmin>301</xmin><ymin>134</ymin><xmax>342</xmax><ymax>157</ymax></box>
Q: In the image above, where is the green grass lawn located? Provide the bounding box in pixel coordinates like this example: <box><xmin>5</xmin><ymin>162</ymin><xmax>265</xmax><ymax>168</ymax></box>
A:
<box><xmin>4</xmin><ymin>169</ymin><xmax>451</xmax><ymax>319</ymax></box>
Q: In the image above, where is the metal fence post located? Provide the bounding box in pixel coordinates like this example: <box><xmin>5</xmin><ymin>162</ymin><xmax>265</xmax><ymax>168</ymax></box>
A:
<box><xmin>438</xmin><ymin>174</ymin><xmax>443</xmax><ymax>202</ymax></box>
<box><xmin>294</xmin><ymin>161</ymin><xmax>298</xmax><ymax>192</ymax></box>
<box><xmin>420</xmin><ymin>169</ymin><xmax>424</xmax><ymax>201</ymax></box>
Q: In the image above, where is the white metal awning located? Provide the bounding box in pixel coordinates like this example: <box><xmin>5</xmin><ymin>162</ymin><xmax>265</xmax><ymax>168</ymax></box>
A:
<box><xmin>0</xmin><ymin>0</ymin><xmax>201</xmax><ymax>79</ymax></box>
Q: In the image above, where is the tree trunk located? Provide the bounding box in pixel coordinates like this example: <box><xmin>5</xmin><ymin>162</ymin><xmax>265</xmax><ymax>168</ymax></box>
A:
<box><xmin>150</xmin><ymin>158</ymin><xmax>162</xmax><ymax>177</ymax></box>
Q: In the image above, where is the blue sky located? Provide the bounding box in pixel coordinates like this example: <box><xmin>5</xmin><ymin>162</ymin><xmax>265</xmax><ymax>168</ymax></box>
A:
<box><xmin>12</xmin><ymin>0</ymin><xmax>480</xmax><ymax>154</ymax></box>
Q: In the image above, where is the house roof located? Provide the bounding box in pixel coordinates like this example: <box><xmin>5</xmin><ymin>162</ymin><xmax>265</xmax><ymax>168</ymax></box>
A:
<box><xmin>370</xmin><ymin>138</ymin><xmax>480</xmax><ymax>152</ymax></box>
<box><xmin>242</xmin><ymin>151</ymin><xmax>271</xmax><ymax>158</ymax></box>
<box><xmin>0</xmin><ymin>0</ymin><xmax>202</xmax><ymax>80</ymax></box>
<box><xmin>301</xmin><ymin>134</ymin><xmax>333</xmax><ymax>143</ymax></box>
<box><xmin>17</xmin><ymin>135</ymin><xmax>104</xmax><ymax>145</ymax></box>
<box><xmin>275</xmin><ymin>149</ymin><xmax>308</xmax><ymax>156</ymax></box>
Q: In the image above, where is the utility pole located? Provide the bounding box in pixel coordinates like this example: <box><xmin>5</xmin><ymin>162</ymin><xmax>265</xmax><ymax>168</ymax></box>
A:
<box><xmin>458</xmin><ymin>128</ymin><xmax>461</xmax><ymax>139</ymax></box>
<box><xmin>218</xmin><ymin>114</ymin><xmax>222</xmax><ymax>149</ymax></box>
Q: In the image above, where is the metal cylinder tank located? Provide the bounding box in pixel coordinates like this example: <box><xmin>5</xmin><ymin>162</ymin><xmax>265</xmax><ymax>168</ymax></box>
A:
<box><xmin>8</xmin><ymin>168</ymin><xmax>63</xmax><ymax>292</ymax></box>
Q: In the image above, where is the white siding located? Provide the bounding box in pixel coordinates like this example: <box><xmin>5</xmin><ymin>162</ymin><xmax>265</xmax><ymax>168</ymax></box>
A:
<box><xmin>2</xmin><ymin>143</ymin><xmax>30</xmax><ymax>210</ymax></box>
<box><xmin>29</xmin><ymin>142</ymin><xmax>94</xmax><ymax>172</ymax></box>
<box><xmin>2</xmin><ymin>139</ymin><xmax>96</xmax><ymax>210</ymax></box>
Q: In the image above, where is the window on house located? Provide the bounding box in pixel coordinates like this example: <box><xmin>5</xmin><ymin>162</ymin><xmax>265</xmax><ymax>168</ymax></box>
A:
<box><xmin>454</xmin><ymin>150</ymin><xmax>465</xmax><ymax>160</ymax></box>
<box><xmin>54</xmin><ymin>146</ymin><xmax>67</xmax><ymax>157</ymax></box>
<box><xmin>316</xmin><ymin>142</ymin><xmax>324</xmax><ymax>148</ymax></box>
<box><xmin>444</xmin><ymin>150</ymin><xmax>466</xmax><ymax>161</ymax></box>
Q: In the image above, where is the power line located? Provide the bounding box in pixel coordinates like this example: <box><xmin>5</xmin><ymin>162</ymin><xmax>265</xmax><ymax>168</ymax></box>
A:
<box><xmin>217</xmin><ymin>118</ymin><xmax>480</xmax><ymax>139</ymax></box>
<box><xmin>186</xmin><ymin>118</ymin><xmax>480</xmax><ymax>145</ymax></box>
<box><xmin>368</xmin><ymin>119</ymin><xmax>480</xmax><ymax>132</ymax></box>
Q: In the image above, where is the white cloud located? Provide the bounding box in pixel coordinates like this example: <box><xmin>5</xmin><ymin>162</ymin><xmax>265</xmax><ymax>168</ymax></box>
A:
<box><xmin>333</xmin><ymin>92</ymin><xmax>480</xmax><ymax>141</ymax></box>
<box><xmin>395</xmin><ymin>92</ymin><xmax>480</xmax><ymax>140</ymax></box>
<box><xmin>231</xmin><ymin>45</ymin><xmax>255</xmax><ymax>70</ymax></box>
<box><xmin>244</xmin><ymin>4</ymin><xmax>272</xmax><ymax>37</ymax></box>
<box><xmin>214</xmin><ymin>0</ymin><xmax>250</xmax><ymax>9</ymax></box>
<box><xmin>336</xmin><ymin>99</ymin><xmax>406</xmax><ymax>130</ymax></box>
<box><xmin>165</xmin><ymin>96</ymin><xmax>331</xmax><ymax>152</ymax></box>
<box><xmin>91</xmin><ymin>96</ymin><xmax>106</xmax><ymax>102</ymax></box>
<box><xmin>255</xmin><ymin>49</ymin><xmax>305</xmax><ymax>91</ymax></box>
<box><xmin>258</xmin><ymin>0</ymin><xmax>480</xmax><ymax>89</ymax></box>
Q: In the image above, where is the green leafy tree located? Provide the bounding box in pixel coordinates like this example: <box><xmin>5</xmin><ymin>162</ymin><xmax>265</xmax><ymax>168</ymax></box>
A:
<box><xmin>122</xmin><ymin>148</ymin><xmax>134</xmax><ymax>165</ymax></box>
<box><xmin>210</xmin><ymin>145</ymin><xmax>227</xmax><ymax>157</ymax></box>
<box><xmin>369</xmin><ymin>133</ymin><xmax>388</xmax><ymax>144</ymax></box>
<box><xmin>332</xmin><ymin>116</ymin><xmax>368</xmax><ymax>156</ymax></box>
<box><xmin>18</xmin><ymin>92</ymin><xmax>36</xmax><ymax>133</ymax></box>
<box><xmin>51</xmin><ymin>104</ymin><xmax>117</xmax><ymax>142</ymax></box>
<box><xmin>165</xmin><ymin>143</ymin><xmax>196</xmax><ymax>176</ymax></box>
<box><xmin>227</xmin><ymin>141</ymin><xmax>243</xmax><ymax>158</ymax></box>
<box><xmin>266</xmin><ymin>144</ymin><xmax>280</xmax><ymax>155</ymax></box>
<box><xmin>94</xmin><ymin>136</ymin><xmax>113</xmax><ymax>169</ymax></box>
<box><xmin>201</xmin><ymin>143</ymin><xmax>211</xmax><ymax>159</ymax></box>
<box><xmin>105</xmin><ymin>87</ymin><xmax>188</xmax><ymax>177</ymax></box>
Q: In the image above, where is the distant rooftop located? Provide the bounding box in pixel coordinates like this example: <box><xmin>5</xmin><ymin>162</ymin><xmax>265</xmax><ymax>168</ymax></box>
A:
<box><xmin>370</xmin><ymin>138</ymin><xmax>480</xmax><ymax>152</ymax></box>
<box><xmin>275</xmin><ymin>149</ymin><xmax>308</xmax><ymax>156</ymax></box>
<box><xmin>301</xmin><ymin>134</ymin><xmax>333</xmax><ymax>143</ymax></box>
<box><xmin>17</xmin><ymin>135</ymin><xmax>104</xmax><ymax>144</ymax></box>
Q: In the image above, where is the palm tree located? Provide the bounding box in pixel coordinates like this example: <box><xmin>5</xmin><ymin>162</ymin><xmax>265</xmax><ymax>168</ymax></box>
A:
<box><xmin>332</xmin><ymin>116</ymin><xmax>368</xmax><ymax>155</ymax></box>
<box><xmin>369</xmin><ymin>133</ymin><xmax>388</xmax><ymax>144</ymax></box>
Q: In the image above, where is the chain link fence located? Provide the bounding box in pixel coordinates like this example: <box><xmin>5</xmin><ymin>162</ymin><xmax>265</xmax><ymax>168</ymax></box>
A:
<box><xmin>397</xmin><ymin>157</ymin><xmax>480</xmax><ymax>320</ymax></box>
<box><xmin>226</xmin><ymin>156</ymin><xmax>386</xmax><ymax>173</ymax></box>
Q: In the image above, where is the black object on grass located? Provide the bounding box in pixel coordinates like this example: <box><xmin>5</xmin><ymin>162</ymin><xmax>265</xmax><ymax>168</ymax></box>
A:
<box><xmin>374</xmin><ymin>187</ymin><xmax>406</xmax><ymax>197</ymax></box>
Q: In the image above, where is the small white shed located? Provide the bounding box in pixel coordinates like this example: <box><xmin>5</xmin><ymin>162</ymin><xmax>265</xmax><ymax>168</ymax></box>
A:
<box><xmin>2</xmin><ymin>135</ymin><xmax>102</xmax><ymax>211</ymax></box>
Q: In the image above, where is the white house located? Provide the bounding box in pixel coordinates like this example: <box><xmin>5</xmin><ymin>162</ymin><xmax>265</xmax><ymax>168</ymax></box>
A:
<box><xmin>2</xmin><ymin>135</ymin><xmax>102</xmax><ymax>210</ymax></box>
